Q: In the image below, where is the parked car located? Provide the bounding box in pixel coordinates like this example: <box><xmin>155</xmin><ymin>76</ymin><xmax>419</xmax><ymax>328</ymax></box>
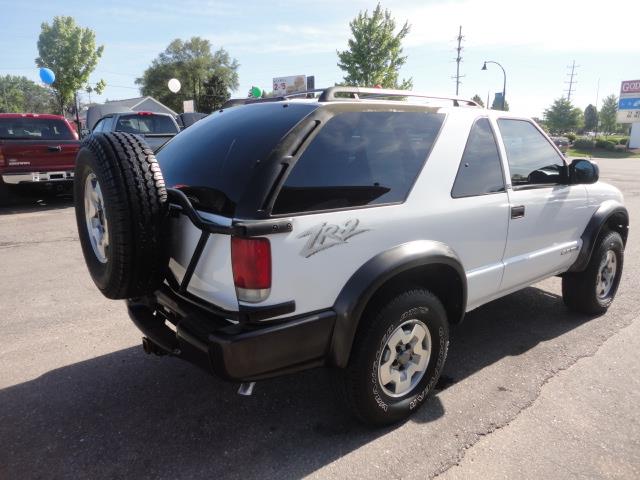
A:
<box><xmin>73</xmin><ymin>87</ymin><xmax>628</xmax><ymax>426</ymax></box>
<box><xmin>0</xmin><ymin>113</ymin><xmax>80</xmax><ymax>205</ymax></box>
<box><xmin>550</xmin><ymin>136</ymin><xmax>570</xmax><ymax>152</ymax></box>
<box><xmin>91</xmin><ymin>111</ymin><xmax>180</xmax><ymax>152</ymax></box>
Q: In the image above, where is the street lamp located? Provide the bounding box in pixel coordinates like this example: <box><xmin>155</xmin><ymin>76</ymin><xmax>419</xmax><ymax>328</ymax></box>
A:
<box><xmin>482</xmin><ymin>60</ymin><xmax>506</xmax><ymax>111</ymax></box>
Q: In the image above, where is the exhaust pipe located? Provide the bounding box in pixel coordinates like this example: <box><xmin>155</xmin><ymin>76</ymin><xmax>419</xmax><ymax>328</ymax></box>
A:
<box><xmin>142</xmin><ymin>336</ymin><xmax>168</xmax><ymax>356</ymax></box>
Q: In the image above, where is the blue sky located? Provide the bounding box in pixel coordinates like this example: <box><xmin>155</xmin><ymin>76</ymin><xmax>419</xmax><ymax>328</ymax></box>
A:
<box><xmin>1</xmin><ymin>0</ymin><xmax>638</xmax><ymax>117</ymax></box>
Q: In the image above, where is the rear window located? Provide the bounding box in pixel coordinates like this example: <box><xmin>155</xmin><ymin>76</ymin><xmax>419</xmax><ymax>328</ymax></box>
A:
<box><xmin>115</xmin><ymin>114</ymin><xmax>178</xmax><ymax>135</ymax></box>
<box><xmin>272</xmin><ymin>111</ymin><xmax>445</xmax><ymax>214</ymax></box>
<box><xmin>0</xmin><ymin>118</ymin><xmax>74</xmax><ymax>140</ymax></box>
<box><xmin>157</xmin><ymin>102</ymin><xmax>318</xmax><ymax>217</ymax></box>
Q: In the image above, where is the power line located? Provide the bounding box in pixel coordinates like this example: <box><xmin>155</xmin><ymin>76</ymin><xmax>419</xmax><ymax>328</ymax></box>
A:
<box><xmin>564</xmin><ymin>60</ymin><xmax>579</xmax><ymax>101</ymax></box>
<box><xmin>452</xmin><ymin>26</ymin><xmax>464</xmax><ymax>95</ymax></box>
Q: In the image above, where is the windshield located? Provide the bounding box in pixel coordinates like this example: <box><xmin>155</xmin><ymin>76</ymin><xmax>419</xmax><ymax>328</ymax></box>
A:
<box><xmin>157</xmin><ymin>102</ymin><xmax>318</xmax><ymax>217</ymax></box>
<box><xmin>0</xmin><ymin>118</ymin><xmax>74</xmax><ymax>140</ymax></box>
<box><xmin>115</xmin><ymin>114</ymin><xmax>178</xmax><ymax>135</ymax></box>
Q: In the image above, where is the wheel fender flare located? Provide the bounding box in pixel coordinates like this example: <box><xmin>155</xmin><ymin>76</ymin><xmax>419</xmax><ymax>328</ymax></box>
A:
<box><xmin>329</xmin><ymin>240</ymin><xmax>467</xmax><ymax>368</ymax></box>
<box><xmin>569</xmin><ymin>200</ymin><xmax>629</xmax><ymax>272</ymax></box>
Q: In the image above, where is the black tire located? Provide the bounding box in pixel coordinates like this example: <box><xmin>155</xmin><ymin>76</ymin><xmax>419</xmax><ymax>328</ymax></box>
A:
<box><xmin>562</xmin><ymin>231</ymin><xmax>624</xmax><ymax>315</ymax></box>
<box><xmin>74</xmin><ymin>132</ymin><xmax>169</xmax><ymax>299</ymax></box>
<box><xmin>0</xmin><ymin>179</ymin><xmax>11</xmax><ymax>207</ymax></box>
<box><xmin>342</xmin><ymin>289</ymin><xmax>449</xmax><ymax>426</ymax></box>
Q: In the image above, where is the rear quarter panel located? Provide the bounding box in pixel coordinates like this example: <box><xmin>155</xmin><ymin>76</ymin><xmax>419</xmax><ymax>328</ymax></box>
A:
<box><xmin>265</xmin><ymin>110</ymin><xmax>509</xmax><ymax>317</ymax></box>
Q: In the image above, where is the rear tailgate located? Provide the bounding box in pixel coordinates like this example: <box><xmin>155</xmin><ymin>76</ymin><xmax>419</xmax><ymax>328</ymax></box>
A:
<box><xmin>167</xmin><ymin>211</ymin><xmax>238</xmax><ymax>311</ymax></box>
<box><xmin>0</xmin><ymin>139</ymin><xmax>79</xmax><ymax>174</ymax></box>
<box><xmin>138</xmin><ymin>134</ymin><xmax>174</xmax><ymax>152</ymax></box>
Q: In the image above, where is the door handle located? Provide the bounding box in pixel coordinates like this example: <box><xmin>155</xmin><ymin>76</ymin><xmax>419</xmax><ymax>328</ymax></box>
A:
<box><xmin>47</xmin><ymin>145</ymin><xmax>62</xmax><ymax>152</ymax></box>
<box><xmin>511</xmin><ymin>205</ymin><xmax>525</xmax><ymax>219</ymax></box>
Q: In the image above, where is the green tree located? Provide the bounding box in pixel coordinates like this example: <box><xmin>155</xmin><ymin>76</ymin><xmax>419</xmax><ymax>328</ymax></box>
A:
<box><xmin>0</xmin><ymin>75</ymin><xmax>57</xmax><ymax>113</ymax></box>
<box><xmin>136</xmin><ymin>37</ymin><xmax>239</xmax><ymax>113</ymax></box>
<box><xmin>543</xmin><ymin>97</ymin><xmax>582</xmax><ymax>134</ymax></box>
<box><xmin>583</xmin><ymin>104</ymin><xmax>598</xmax><ymax>132</ymax></box>
<box><xmin>199</xmin><ymin>75</ymin><xmax>230</xmax><ymax>112</ymax></box>
<box><xmin>471</xmin><ymin>94</ymin><xmax>484</xmax><ymax>107</ymax></box>
<box><xmin>599</xmin><ymin>95</ymin><xmax>618</xmax><ymax>135</ymax></box>
<box><xmin>337</xmin><ymin>3</ymin><xmax>412</xmax><ymax>89</ymax></box>
<box><xmin>35</xmin><ymin>16</ymin><xmax>104</xmax><ymax>113</ymax></box>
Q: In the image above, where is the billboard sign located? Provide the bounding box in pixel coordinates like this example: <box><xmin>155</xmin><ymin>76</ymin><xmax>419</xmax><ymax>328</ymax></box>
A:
<box><xmin>617</xmin><ymin>79</ymin><xmax>640</xmax><ymax>123</ymax></box>
<box><xmin>273</xmin><ymin>75</ymin><xmax>307</xmax><ymax>96</ymax></box>
<box><xmin>183</xmin><ymin>100</ymin><xmax>194</xmax><ymax>113</ymax></box>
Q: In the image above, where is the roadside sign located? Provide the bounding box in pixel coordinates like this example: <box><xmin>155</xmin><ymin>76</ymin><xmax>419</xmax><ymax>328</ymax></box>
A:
<box><xmin>619</xmin><ymin>98</ymin><xmax>640</xmax><ymax>110</ymax></box>
<box><xmin>617</xmin><ymin>79</ymin><xmax>640</xmax><ymax>123</ymax></box>
<box><xmin>273</xmin><ymin>75</ymin><xmax>307</xmax><ymax>96</ymax></box>
<box><xmin>183</xmin><ymin>100</ymin><xmax>194</xmax><ymax>113</ymax></box>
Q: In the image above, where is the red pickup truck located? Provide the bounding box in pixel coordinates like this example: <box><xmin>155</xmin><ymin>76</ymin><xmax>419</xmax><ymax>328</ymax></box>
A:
<box><xmin>0</xmin><ymin>113</ymin><xmax>80</xmax><ymax>205</ymax></box>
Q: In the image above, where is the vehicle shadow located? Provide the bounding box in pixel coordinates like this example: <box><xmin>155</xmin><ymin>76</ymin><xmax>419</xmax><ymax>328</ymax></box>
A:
<box><xmin>0</xmin><ymin>188</ymin><xmax>73</xmax><ymax>215</ymax></box>
<box><xmin>0</xmin><ymin>286</ymin><xmax>589</xmax><ymax>479</ymax></box>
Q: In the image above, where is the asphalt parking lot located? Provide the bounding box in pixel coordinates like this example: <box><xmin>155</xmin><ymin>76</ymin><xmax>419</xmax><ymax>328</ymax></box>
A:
<box><xmin>1</xmin><ymin>158</ymin><xmax>639</xmax><ymax>479</ymax></box>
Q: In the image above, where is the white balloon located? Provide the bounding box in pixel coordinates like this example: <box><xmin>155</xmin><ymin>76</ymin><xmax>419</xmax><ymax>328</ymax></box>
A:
<box><xmin>168</xmin><ymin>78</ymin><xmax>181</xmax><ymax>93</ymax></box>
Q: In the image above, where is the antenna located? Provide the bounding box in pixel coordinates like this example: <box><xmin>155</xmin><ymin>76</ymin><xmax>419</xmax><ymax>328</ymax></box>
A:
<box><xmin>452</xmin><ymin>26</ymin><xmax>464</xmax><ymax>96</ymax></box>
<box><xmin>564</xmin><ymin>60</ymin><xmax>579</xmax><ymax>101</ymax></box>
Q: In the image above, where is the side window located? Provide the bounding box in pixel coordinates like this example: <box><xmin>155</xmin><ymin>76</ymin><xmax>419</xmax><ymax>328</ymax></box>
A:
<box><xmin>451</xmin><ymin>118</ymin><xmax>505</xmax><ymax>198</ymax></box>
<box><xmin>102</xmin><ymin>116</ymin><xmax>113</xmax><ymax>131</ymax></box>
<box><xmin>93</xmin><ymin>119</ymin><xmax>104</xmax><ymax>132</ymax></box>
<box><xmin>272</xmin><ymin>111</ymin><xmax>445</xmax><ymax>214</ymax></box>
<box><xmin>497</xmin><ymin>119</ymin><xmax>565</xmax><ymax>186</ymax></box>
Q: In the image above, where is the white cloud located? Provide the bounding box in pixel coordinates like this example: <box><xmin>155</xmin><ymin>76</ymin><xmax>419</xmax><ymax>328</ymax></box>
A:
<box><xmin>208</xmin><ymin>23</ymin><xmax>349</xmax><ymax>54</ymax></box>
<box><xmin>395</xmin><ymin>0</ymin><xmax>640</xmax><ymax>52</ymax></box>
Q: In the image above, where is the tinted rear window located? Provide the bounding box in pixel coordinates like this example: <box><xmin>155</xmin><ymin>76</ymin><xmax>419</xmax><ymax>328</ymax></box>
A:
<box><xmin>273</xmin><ymin>111</ymin><xmax>445</xmax><ymax>214</ymax></box>
<box><xmin>157</xmin><ymin>102</ymin><xmax>318</xmax><ymax>216</ymax></box>
<box><xmin>0</xmin><ymin>118</ymin><xmax>74</xmax><ymax>140</ymax></box>
<box><xmin>115</xmin><ymin>114</ymin><xmax>178</xmax><ymax>135</ymax></box>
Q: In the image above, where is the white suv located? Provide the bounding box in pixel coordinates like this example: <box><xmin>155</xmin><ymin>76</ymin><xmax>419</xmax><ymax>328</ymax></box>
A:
<box><xmin>73</xmin><ymin>87</ymin><xmax>629</xmax><ymax>426</ymax></box>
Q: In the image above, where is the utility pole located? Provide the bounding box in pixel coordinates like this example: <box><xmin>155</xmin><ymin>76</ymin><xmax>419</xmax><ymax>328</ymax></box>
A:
<box><xmin>453</xmin><ymin>26</ymin><xmax>464</xmax><ymax>95</ymax></box>
<box><xmin>594</xmin><ymin>78</ymin><xmax>600</xmax><ymax>138</ymax></box>
<box><xmin>564</xmin><ymin>60</ymin><xmax>579</xmax><ymax>101</ymax></box>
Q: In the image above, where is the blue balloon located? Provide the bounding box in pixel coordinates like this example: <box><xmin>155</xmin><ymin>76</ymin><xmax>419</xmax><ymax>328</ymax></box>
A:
<box><xmin>39</xmin><ymin>67</ymin><xmax>55</xmax><ymax>85</ymax></box>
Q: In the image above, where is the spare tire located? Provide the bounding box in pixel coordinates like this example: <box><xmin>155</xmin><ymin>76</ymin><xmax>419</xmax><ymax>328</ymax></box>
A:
<box><xmin>74</xmin><ymin>132</ymin><xmax>169</xmax><ymax>299</ymax></box>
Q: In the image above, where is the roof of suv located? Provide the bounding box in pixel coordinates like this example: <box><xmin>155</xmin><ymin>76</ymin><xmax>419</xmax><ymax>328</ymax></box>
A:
<box><xmin>225</xmin><ymin>87</ymin><xmax>531</xmax><ymax>120</ymax></box>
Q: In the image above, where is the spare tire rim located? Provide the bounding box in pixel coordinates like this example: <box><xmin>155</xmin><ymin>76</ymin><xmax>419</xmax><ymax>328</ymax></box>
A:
<box><xmin>596</xmin><ymin>249</ymin><xmax>616</xmax><ymax>300</ymax></box>
<box><xmin>377</xmin><ymin>319</ymin><xmax>431</xmax><ymax>398</ymax></box>
<box><xmin>84</xmin><ymin>173</ymin><xmax>109</xmax><ymax>264</ymax></box>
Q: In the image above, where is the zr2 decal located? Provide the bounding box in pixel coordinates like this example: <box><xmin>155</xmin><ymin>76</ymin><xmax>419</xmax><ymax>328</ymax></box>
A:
<box><xmin>298</xmin><ymin>219</ymin><xmax>368</xmax><ymax>258</ymax></box>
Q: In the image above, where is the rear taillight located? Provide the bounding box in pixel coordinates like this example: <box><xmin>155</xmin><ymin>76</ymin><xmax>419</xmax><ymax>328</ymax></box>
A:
<box><xmin>137</xmin><ymin>111</ymin><xmax>153</xmax><ymax>116</ymax></box>
<box><xmin>0</xmin><ymin>147</ymin><xmax>4</xmax><ymax>167</ymax></box>
<box><xmin>231</xmin><ymin>237</ymin><xmax>271</xmax><ymax>303</ymax></box>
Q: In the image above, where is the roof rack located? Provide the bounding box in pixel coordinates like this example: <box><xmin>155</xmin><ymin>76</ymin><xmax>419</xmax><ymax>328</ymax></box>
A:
<box><xmin>221</xmin><ymin>87</ymin><xmax>479</xmax><ymax>108</ymax></box>
<box><xmin>318</xmin><ymin>86</ymin><xmax>479</xmax><ymax>107</ymax></box>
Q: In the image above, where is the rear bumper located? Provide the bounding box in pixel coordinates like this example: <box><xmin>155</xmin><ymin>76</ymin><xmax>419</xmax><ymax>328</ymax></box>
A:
<box><xmin>2</xmin><ymin>170</ymin><xmax>74</xmax><ymax>184</ymax></box>
<box><xmin>127</xmin><ymin>290</ymin><xmax>336</xmax><ymax>381</ymax></box>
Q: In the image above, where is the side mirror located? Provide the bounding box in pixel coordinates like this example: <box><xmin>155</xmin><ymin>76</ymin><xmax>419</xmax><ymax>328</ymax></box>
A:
<box><xmin>569</xmin><ymin>159</ymin><xmax>599</xmax><ymax>184</ymax></box>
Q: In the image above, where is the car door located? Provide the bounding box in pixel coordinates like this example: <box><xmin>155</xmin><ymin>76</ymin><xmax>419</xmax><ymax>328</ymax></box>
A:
<box><xmin>443</xmin><ymin>116</ymin><xmax>509</xmax><ymax>310</ymax></box>
<box><xmin>495</xmin><ymin>118</ymin><xmax>589</xmax><ymax>291</ymax></box>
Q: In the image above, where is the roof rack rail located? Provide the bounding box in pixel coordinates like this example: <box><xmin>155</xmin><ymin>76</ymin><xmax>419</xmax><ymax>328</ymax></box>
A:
<box><xmin>220</xmin><ymin>89</ymin><xmax>327</xmax><ymax>108</ymax></box>
<box><xmin>318</xmin><ymin>86</ymin><xmax>479</xmax><ymax>107</ymax></box>
<box><xmin>221</xmin><ymin>87</ymin><xmax>479</xmax><ymax>109</ymax></box>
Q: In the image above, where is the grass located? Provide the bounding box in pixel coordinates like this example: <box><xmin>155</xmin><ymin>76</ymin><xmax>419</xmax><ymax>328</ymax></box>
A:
<box><xmin>566</xmin><ymin>148</ymin><xmax>640</xmax><ymax>159</ymax></box>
